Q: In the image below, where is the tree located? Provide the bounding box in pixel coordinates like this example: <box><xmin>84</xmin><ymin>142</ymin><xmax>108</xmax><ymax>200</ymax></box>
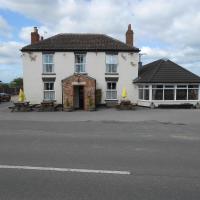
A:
<box><xmin>0</xmin><ymin>82</ymin><xmax>10</xmax><ymax>93</ymax></box>
<box><xmin>10</xmin><ymin>77</ymin><xmax>23</xmax><ymax>89</ymax></box>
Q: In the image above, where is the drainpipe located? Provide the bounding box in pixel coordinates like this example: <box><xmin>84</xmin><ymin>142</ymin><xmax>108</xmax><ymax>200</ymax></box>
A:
<box><xmin>61</xmin><ymin>80</ymin><xmax>64</xmax><ymax>111</ymax></box>
<box><xmin>95</xmin><ymin>79</ymin><xmax>96</xmax><ymax>109</ymax></box>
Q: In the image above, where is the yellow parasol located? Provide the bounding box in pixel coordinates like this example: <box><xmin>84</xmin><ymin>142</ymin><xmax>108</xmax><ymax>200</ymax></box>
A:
<box><xmin>18</xmin><ymin>88</ymin><xmax>26</xmax><ymax>102</ymax></box>
<box><xmin>122</xmin><ymin>87</ymin><xmax>127</xmax><ymax>99</ymax></box>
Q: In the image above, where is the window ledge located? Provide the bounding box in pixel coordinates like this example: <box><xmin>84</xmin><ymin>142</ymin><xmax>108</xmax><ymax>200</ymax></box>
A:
<box><xmin>42</xmin><ymin>73</ymin><xmax>56</xmax><ymax>75</ymax></box>
<box><xmin>43</xmin><ymin>99</ymin><xmax>56</xmax><ymax>101</ymax></box>
<box><xmin>105</xmin><ymin>99</ymin><xmax>118</xmax><ymax>101</ymax></box>
<box><xmin>105</xmin><ymin>73</ymin><xmax>119</xmax><ymax>76</ymax></box>
<box><xmin>74</xmin><ymin>72</ymin><xmax>88</xmax><ymax>75</ymax></box>
<box><xmin>138</xmin><ymin>99</ymin><xmax>150</xmax><ymax>101</ymax></box>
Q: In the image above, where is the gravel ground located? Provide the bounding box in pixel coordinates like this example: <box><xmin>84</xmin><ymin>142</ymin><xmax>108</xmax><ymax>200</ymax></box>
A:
<box><xmin>0</xmin><ymin>101</ymin><xmax>200</xmax><ymax>124</ymax></box>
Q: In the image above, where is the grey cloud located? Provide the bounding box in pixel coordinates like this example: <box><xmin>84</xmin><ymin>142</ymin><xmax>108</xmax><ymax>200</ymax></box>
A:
<box><xmin>0</xmin><ymin>41</ymin><xmax>24</xmax><ymax>65</ymax></box>
<box><xmin>0</xmin><ymin>0</ymin><xmax>200</xmax><ymax>75</ymax></box>
<box><xmin>0</xmin><ymin>16</ymin><xmax>11</xmax><ymax>37</ymax></box>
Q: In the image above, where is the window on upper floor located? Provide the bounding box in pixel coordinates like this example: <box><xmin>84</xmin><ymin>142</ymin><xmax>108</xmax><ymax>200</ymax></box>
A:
<box><xmin>43</xmin><ymin>54</ymin><xmax>54</xmax><ymax>73</ymax></box>
<box><xmin>106</xmin><ymin>54</ymin><xmax>118</xmax><ymax>73</ymax></box>
<box><xmin>75</xmin><ymin>54</ymin><xmax>86</xmax><ymax>73</ymax></box>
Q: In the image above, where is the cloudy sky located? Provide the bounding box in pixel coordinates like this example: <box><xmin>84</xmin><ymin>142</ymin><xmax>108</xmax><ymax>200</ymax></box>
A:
<box><xmin>0</xmin><ymin>0</ymin><xmax>200</xmax><ymax>82</ymax></box>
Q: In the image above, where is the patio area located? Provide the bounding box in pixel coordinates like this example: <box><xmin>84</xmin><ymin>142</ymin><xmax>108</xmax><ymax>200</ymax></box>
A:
<box><xmin>0</xmin><ymin>99</ymin><xmax>200</xmax><ymax>125</ymax></box>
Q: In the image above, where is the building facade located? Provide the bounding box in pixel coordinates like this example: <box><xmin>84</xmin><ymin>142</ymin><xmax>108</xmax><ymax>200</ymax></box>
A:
<box><xmin>21</xmin><ymin>25</ymin><xmax>140</xmax><ymax>110</ymax></box>
<box><xmin>21</xmin><ymin>25</ymin><xmax>200</xmax><ymax>109</ymax></box>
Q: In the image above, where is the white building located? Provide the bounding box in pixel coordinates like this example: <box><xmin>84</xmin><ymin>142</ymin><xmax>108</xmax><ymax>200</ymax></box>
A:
<box><xmin>21</xmin><ymin>25</ymin><xmax>140</xmax><ymax>110</ymax></box>
<box><xmin>21</xmin><ymin>25</ymin><xmax>200</xmax><ymax>110</ymax></box>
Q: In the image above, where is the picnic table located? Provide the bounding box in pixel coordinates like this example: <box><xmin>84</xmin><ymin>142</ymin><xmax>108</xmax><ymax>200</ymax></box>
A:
<box><xmin>9</xmin><ymin>101</ymin><xmax>31</xmax><ymax>112</ymax></box>
<box><xmin>39</xmin><ymin>101</ymin><xmax>55</xmax><ymax>111</ymax></box>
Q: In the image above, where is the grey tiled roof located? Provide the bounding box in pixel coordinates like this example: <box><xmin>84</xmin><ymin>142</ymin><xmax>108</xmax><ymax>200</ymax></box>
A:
<box><xmin>134</xmin><ymin>59</ymin><xmax>200</xmax><ymax>83</ymax></box>
<box><xmin>21</xmin><ymin>34</ymin><xmax>139</xmax><ymax>52</ymax></box>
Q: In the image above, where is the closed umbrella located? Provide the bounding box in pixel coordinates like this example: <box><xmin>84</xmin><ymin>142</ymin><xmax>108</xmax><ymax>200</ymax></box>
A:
<box><xmin>122</xmin><ymin>87</ymin><xmax>127</xmax><ymax>99</ymax></box>
<box><xmin>18</xmin><ymin>89</ymin><xmax>26</xmax><ymax>102</ymax></box>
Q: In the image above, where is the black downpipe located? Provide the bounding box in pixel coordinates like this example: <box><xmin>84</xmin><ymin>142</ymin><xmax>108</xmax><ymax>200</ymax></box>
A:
<box><xmin>61</xmin><ymin>80</ymin><xmax>64</xmax><ymax>111</ymax></box>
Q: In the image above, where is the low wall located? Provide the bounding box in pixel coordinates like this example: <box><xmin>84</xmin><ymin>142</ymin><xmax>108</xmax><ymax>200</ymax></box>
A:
<box><xmin>137</xmin><ymin>100</ymin><xmax>199</xmax><ymax>108</ymax></box>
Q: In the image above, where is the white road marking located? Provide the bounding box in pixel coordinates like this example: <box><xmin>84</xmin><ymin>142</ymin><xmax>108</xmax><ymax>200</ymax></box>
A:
<box><xmin>171</xmin><ymin>135</ymin><xmax>200</xmax><ymax>140</ymax></box>
<box><xmin>0</xmin><ymin>165</ymin><xmax>131</xmax><ymax>175</ymax></box>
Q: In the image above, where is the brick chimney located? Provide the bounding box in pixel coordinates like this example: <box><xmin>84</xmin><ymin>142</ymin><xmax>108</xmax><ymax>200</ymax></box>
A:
<box><xmin>126</xmin><ymin>24</ymin><xmax>134</xmax><ymax>47</ymax></box>
<box><xmin>31</xmin><ymin>27</ymin><xmax>40</xmax><ymax>44</ymax></box>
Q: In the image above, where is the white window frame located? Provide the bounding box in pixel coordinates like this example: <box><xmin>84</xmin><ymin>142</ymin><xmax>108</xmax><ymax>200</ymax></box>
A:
<box><xmin>105</xmin><ymin>54</ymin><xmax>118</xmax><ymax>73</ymax></box>
<box><xmin>43</xmin><ymin>54</ymin><xmax>54</xmax><ymax>74</ymax></box>
<box><xmin>150</xmin><ymin>84</ymin><xmax>199</xmax><ymax>101</ymax></box>
<box><xmin>43</xmin><ymin>81</ymin><xmax>55</xmax><ymax>101</ymax></box>
<box><xmin>164</xmin><ymin>85</ymin><xmax>175</xmax><ymax>100</ymax></box>
<box><xmin>138</xmin><ymin>85</ymin><xmax>149</xmax><ymax>101</ymax></box>
<box><xmin>152</xmin><ymin>85</ymin><xmax>164</xmax><ymax>100</ymax></box>
<box><xmin>176</xmin><ymin>84</ymin><xmax>188</xmax><ymax>101</ymax></box>
<box><xmin>176</xmin><ymin>84</ymin><xmax>199</xmax><ymax>101</ymax></box>
<box><xmin>188</xmin><ymin>84</ymin><xmax>199</xmax><ymax>100</ymax></box>
<box><xmin>75</xmin><ymin>54</ymin><xmax>86</xmax><ymax>73</ymax></box>
<box><xmin>106</xmin><ymin>81</ymin><xmax>117</xmax><ymax>100</ymax></box>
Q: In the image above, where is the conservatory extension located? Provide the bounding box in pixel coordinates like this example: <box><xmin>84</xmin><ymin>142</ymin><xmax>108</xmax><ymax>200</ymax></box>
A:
<box><xmin>134</xmin><ymin>59</ymin><xmax>200</xmax><ymax>107</ymax></box>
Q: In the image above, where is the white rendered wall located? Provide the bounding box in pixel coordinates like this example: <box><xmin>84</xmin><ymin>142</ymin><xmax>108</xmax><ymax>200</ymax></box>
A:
<box><xmin>22</xmin><ymin>52</ymin><xmax>43</xmax><ymax>104</ymax></box>
<box><xmin>86</xmin><ymin>52</ymin><xmax>107</xmax><ymax>102</ymax></box>
<box><xmin>138</xmin><ymin>100</ymin><xmax>200</xmax><ymax>107</ymax></box>
<box><xmin>53</xmin><ymin>52</ymin><xmax>74</xmax><ymax>103</ymax></box>
<box><xmin>22</xmin><ymin>51</ymin><xmax>139</xmax><ymax>104</ymax></box>
<box><xmin>117</xmin><ymin>52</ymin><xmax>139</xmax><ymax>103</ymax></box>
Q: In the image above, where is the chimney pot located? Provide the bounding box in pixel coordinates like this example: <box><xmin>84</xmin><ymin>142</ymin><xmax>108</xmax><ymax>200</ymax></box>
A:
<box><xmin>34</xmin><ymin>27</ymin><xmax>38</xmax><ymax>32</ymax></box>
<box><xmin>126</xmin><ymin>24</ymin><xmax>134</xmax><ymax>47</ymax></box>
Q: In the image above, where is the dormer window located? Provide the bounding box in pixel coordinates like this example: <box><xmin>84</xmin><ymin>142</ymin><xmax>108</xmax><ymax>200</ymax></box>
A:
<box><xmin>106</xmin><ymin>54</ymin><xmax>118</xmax><ymax>73</ymax></box>
<box><xmin>43</xmin><ymin>54</ymin><xmax>54</xmax><ymax>73</ymax></box>
<box><xmin>75</xmin><ymin>53</ymin><xmax>86</xmax><ymax>73</ymax></box>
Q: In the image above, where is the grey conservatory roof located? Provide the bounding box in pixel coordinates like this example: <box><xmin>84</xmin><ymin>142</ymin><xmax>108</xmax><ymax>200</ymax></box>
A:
<box><xmin>134</xmin><ymin>59</ymin><xmax>200</xmax><ymax>83</ymax></box>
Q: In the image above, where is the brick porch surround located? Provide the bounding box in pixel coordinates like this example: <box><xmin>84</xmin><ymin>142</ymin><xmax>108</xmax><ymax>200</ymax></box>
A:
<box><xmin>62</xmin><ymin>74</ymin><xmax>96</xmax><ymax>111</ymax></box>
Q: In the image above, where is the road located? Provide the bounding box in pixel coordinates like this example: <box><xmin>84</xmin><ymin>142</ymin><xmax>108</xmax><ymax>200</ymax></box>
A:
<box><xmin>0</xmin><ymin>103</ymin><xmax>200</xmax><ymax>199</ymax></box>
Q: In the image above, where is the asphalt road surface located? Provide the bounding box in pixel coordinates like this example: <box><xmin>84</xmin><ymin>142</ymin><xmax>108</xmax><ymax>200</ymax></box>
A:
<box><xmin>0</xmin><ymin>104</ymin><xmax>200</xmax><ymax>199</ymax></box>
